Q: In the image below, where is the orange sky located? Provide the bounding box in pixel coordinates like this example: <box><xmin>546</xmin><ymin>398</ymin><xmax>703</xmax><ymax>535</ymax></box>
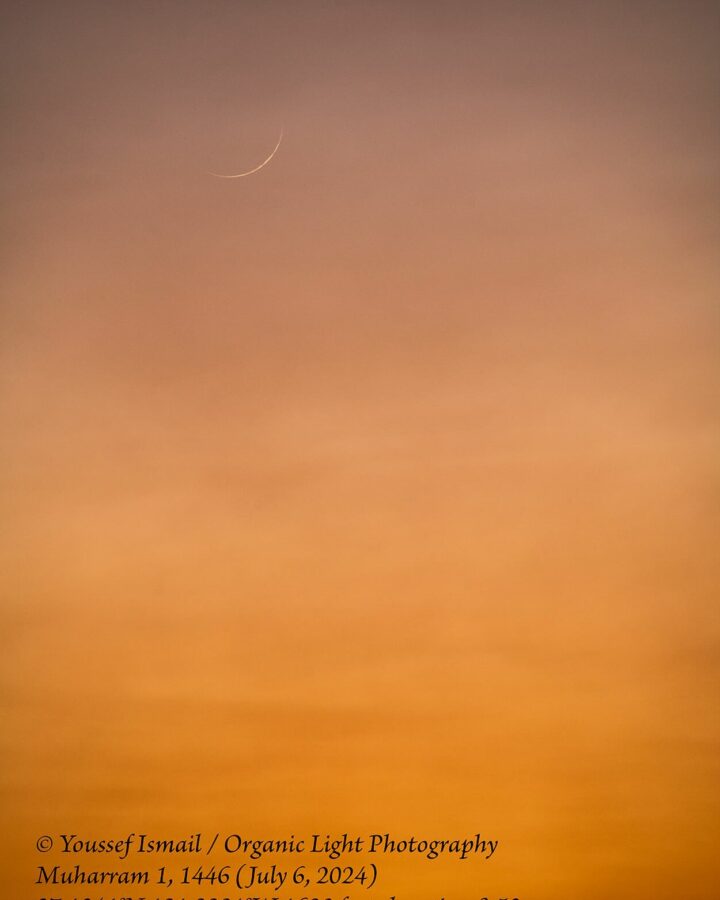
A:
<box><xmin>1</xmin><ymin>2</ymin><xmax>719</xmax><ymax>897</ymax></box>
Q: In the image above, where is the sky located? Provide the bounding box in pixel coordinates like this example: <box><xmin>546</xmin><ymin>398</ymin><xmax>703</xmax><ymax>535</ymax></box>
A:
<box><xmin>1</xmin><ymin>2</ymin><xmax>719</xmax><ymax>897</ymax></box>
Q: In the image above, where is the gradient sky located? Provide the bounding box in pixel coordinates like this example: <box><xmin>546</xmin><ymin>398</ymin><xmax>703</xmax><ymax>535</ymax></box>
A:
<box><xmin>1</xmin><ymin>2</ymin><xmax>719</xmax><ymax>897</ymax></box>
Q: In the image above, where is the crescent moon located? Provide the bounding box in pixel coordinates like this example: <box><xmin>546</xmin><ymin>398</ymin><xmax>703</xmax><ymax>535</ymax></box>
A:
<box><xmin>210</xmin><ymin>129</ymin><xmax>284</xmax><ymax>178</ymax></box>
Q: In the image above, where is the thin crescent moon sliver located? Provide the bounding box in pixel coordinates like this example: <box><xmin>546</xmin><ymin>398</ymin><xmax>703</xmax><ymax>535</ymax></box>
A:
<box><xmin>209</xmin><ymin>129</ymin><xmax>284</xmax><ymax>178</ymax></box>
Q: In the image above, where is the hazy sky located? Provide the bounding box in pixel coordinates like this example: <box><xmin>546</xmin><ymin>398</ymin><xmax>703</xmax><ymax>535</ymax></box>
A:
<box><xmin>1</xmin><ymin>2</ymin><xmax>719</xmax><ymax>897</ymax></box>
